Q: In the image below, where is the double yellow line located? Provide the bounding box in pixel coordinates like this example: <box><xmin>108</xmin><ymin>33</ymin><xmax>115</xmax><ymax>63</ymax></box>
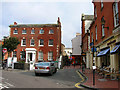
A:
<box><xmin>75</xmin><ymin>70</ymin><xmax>85</xmax><ymax>88</ymax></box>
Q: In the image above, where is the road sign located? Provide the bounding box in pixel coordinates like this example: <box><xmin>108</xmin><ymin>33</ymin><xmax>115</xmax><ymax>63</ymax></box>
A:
<box><xmin>2</xmin><ymin>48</ymin><xmax>7</xmax><ymax>54</ymax></box>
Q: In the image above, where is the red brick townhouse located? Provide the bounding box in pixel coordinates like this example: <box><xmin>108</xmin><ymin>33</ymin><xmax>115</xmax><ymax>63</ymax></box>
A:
<box><xmin>89</xmin><ymin>0</ymin><xmax>120</xmax><ymax>70</ymax></box>
<box><xmin>81</xmin><ymin>14</ymin><xmax>94</xmax><ymax>68</ymax></box>
<box><xmin>9</xmin><ymin>17</ymin><xmax>61</xmax><ymax>70</ymax></box>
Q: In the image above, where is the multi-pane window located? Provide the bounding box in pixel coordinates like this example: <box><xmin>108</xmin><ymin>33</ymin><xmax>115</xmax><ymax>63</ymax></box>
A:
<box><xmin>22</xmin><ymin>30</ymin><xmax>26</xmax><ymax>34</ymax></box>
<box><xmin>113</xmin><ymin>2</ymin><xmax>119</xmax><ymax>27</ymax></box>
<box><xmin>48</xmin><ymin>51</ymin><xmax>53</xmax><ymax>61</ymax></box>
<box><xmin>30</xmin><ymin>39</ymin><xmax>34</xmax><ymax>46</ymax></box>
<box><xmin>49</xmin><ymin>39</ymin><xmax>53</xmax><ymax>46</ymax></box>
<box><xmin>95</xmin><ymin>6</ymin><xmax>97</xmax><ymax>18</ymax></box>
<box><xmin>49</xmin><ymin>29</ymin><xmax>54</xmax><ymax>34</ymax></box>
<box><xmin>20</xmin><ymin>51</ymin><xmax>26</xmax><ymax>60</ymax></box>
<box><xmin>101</xmin><ymin>0</ymin><xmax>103</xmax><ymax>9</ymax></box>
<box><xmin>39</xmin><ymin>29</ymin><xmax>44</xmax><ymax>34</ymax></box>
<box><xmin>91</xmin><ymin>32</ymin><xmax>93</xmax><ymax>43</ymax></box>
<box><xmin>13</xmin><ymin>51</ymin><xmax>17</xmax><ymax>57</ymax></box>
<box><xmin>39</xmin><ymin>39</ymin><xmax>44</xmax><ymax>46</ymax></box>
<box><xmin>95</xmin><ymin>26</ymin><xmax>97</xmax><ymax>40</ymax></box>
<box><xmin>38</xmin><ymin>51</ymin><xmax>43</xmax><ymax>61</ymax></box>
<box><xmin>31</xmin><ymin>29</ymin><xmax>35</xmax><ymax>34</ymax></box>
<box><xmin>13</xmin><ymin>29</ymin><xmax>18</xmax><ymax>34</ymax></box>
<box><xmin>21</xmin><ymin>39</ymin><xmax>26</xmax><ymax>46</ymax></box>
<box><xmin>101</xmin><ymin>17</ymin><xmax>105</xmax><ymax>37</ymax></box>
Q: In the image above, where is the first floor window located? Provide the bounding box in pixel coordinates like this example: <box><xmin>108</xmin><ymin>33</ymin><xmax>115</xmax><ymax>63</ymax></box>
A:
<box><xmin>39</xmin><ymin>29</ymin><xmax>44</xmax><ymax>34</ymax></box>
<box><xmin>95</xmin><ymin>26</ymin><xmax>97</xmax><ymax>40</ymax></box>
<box><xmin>20</xmin><ymin>51</ymin><xmax>26</xmax><ymax>60</ymax></box>
<box><xmin>21</xmin><ymin>39</ymin><xmax>26</xmax><ymax>46</ymax></box>
<box><xmin>39</xmin><ymin>39</ymin><xmax>44</xmax><ymax>46</ymax></box>
<box><xmin>13</xmin><ymin>51</ymin><xmax>17</xmax><ymax>57</ymax></box>
<box><xmin>48</xmin><ymin>51</ymin><xmax>53</xmax><ymax>61</ymax></box>
<box><xmin>102</xmin><ymin>24</ymin><xmax>105</xmax><ymax>37</ymax></box>
<box><xmin>30</xmin><ymin>39</ymin><xmax>34</xmax><ymax>46</ymax></box>
<box><xmin>38</xmin><ymin>51</ymin><xmax>43</xmax><ymax>61</ymax></box>
<box><xmin>49</xmin><ymin>39</ymin><xmax>53</xmax><ymax>46</ymax></box>
<box><xmin>31</xmin><ymin>29</ymin><xmax>35</xmax><ymax>34</ymax></box>
<box><xmin>113</xmin><ymin>2</ymin><xmax>119</xmax><ymax>27</ymax></box>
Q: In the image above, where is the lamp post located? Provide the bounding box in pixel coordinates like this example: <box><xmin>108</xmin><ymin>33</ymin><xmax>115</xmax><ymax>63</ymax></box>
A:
<box><xmin>92</xmin><ymin>39</ymin><xmax>95</xmax><ymax>86</ymax></box>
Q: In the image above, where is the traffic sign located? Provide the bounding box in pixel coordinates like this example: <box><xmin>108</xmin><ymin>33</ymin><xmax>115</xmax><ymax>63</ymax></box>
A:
<box><xmin>2</xmin><ymin>48</ymin><xmax>7</xmax><ymax>54</ymax></box>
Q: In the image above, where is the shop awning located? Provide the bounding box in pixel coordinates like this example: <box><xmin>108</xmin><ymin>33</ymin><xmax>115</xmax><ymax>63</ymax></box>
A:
<box><xmin>97</xmin><ymin>48</ymin><xmax>110</xmax><ymax>57</ymax></box>
<box><xmin>110</xmin><ymin>44</ymin><xmax>120</xmax><ymax>54</ymax></box>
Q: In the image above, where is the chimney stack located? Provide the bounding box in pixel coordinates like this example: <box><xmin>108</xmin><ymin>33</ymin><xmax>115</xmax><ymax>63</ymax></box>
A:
<box><xmin>14</xmin><ymin>22</ymin><xmax>17</xmax><ymax>25</ymax></box>
<box><xmin>57</xmin><ymin>17</ymin><xmax>61</xmax><ymax>24</ymax></box>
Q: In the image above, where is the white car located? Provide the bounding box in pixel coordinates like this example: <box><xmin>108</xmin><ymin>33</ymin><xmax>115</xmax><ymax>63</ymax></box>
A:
<box><xmin>34</xmin><ymin>62</ymin><xmax>57</xmax><ymax>76</ymax></box>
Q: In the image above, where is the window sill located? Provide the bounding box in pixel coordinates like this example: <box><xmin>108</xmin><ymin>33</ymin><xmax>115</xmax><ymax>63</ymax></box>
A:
<box><xmin>39</xmin><ymin>45</ymin><xmax>44</xmax><ymax>47</ymax></box>
<box><xmin>13</xmin><ymin>33</ymin><xmax>18</xmax><ymax>34</ymax></box>
<box><xmin>101</xmin><ymin>36</ymin><xmax>105</xmax><ymax>39</ymax></box>
<box><xmin>30</xmin><ymin>45</ymin><xmax>35</xmax><ymax>46</ymax></box>
<box><xmin>22</xmin><ymin>33</ymin><xmax>26</xmax><ymax>34</ymax></box>
<box><xmin>31</xmin><ymin>33</ymin><xmax>35</xmax><ymax>34</ymax></box>
<box><xmin>21</xmin><ymin>45</ymin><xmax>26</xmax><ymax>46</ymax></box>
<box><xmin>49</xmin><ymin>45</ymin><xmax>53</xmax><ymax>47</ymax></box>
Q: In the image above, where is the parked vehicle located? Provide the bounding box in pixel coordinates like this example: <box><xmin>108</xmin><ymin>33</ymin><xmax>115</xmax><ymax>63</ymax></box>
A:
<box><xmin>34</xmin><ymin>62</ymin><xmax>57</xmax><ymax>76</ymax></box>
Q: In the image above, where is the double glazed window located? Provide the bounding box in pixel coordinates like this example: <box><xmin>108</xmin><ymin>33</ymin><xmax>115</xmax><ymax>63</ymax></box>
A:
<box><xmin>21</xmin><ymin>39</ymin><xmax>26</xmax><ymax>46</ymax></box>
<box><xmin>13</xmin><ymin>29</ymin><xmax>18</xmax><ymax>34</ymax></box>
<box><xmin>38</xmin><ymin>51</ymin><xmax>43</xmax><ymax>61</ymax></box>
<box><xmin>101</xmin><ymin>17</ymin><xmax>105</xmax><ymax>37</ymax></box>
<box><xmin>31</xmin><ymin>29</ymin><xmax>35</xmax><ymax>34</ymax></box>
<box><xmin>30</xmin><ymin>39</ymin><xmax>35</xmax><ymax>46</ymax></box>
<box><xmin>113</xmin><ymin>2</ymin><xmax>119</xmax><ymax>27</ymax></box>
<box><xmin>13</xmin><ymin>51</ymin><xmax>17</xmax><ymax>57</ymax></box>
<box><xmin>20</xmin><ymin>51</ymin><xmax>26</xmax><ymax>60</ymax></box>
<box><xmin>39</xmin><ymin>39</ymin><xmax>44</xmax><ymax>46</ymax></box>
<box><xmin>39</xmin><ymin>29</ymin><xmax>44</xmax><ymax>34</ymax></box>
<box><xmin>49</xmin><ymin>29</ymin><xmax>54</xmax><ymax>34</ymax></box>
<box><xmin>48</xmin><ymin>51</ymin><xmax>53</xmax><ymax>61</ymax></box>
<box><xmin>49</xmin><ymin>39</ymin><xmax>53</xmax><ymax>46</ymax></box>
<box><xmin>22</xmin><ymin>30</ymin><xmax>26</xmax><ymax>34</ymax></box>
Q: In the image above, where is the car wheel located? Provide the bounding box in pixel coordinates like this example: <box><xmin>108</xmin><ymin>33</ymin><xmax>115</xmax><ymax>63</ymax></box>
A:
<box><xmin>54</xmin><ymin>68</ymin><xmax>57</xmax><ymax>73</ymax></box>
<box><xmin>49</xmin><ymin>71</ymin><xmax>53</xmax><ymax>76</ymax></box>
<box><xmin>35</xmin><ymin>72</ymin><xmax>39</xmax><ymax>76</ymax></box>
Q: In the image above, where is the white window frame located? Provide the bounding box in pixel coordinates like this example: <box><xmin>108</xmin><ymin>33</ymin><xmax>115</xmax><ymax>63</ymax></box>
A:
<box><xmin>31</xmin><ymin>29</ymin><xmax>35</xmax><ymax>34</ymax></box>
<box><xmin>21</xmin><ymin>39</ymin><xmax>26</xmax><ymax>46</ymax></box>
<box><xmin>101</xmin><ymin>0</ymin><xmax>103</xmax><ymax>9</ymax></box>
<box><xmin>48</xmin><ymin>39</ymin><xmax>53</xmax><ymax>46</ymax></box>
<box><xmin>49</xmin><ymin>29</ymin><xmax>54</xmax><ymax>34</ymax></box>
<box><xmin>22</xmin><ymin>30</ymin><xmax>26</xmax><ymax>34</ymax></box>
<box><xmin>38</xmin><ymin>51</ymin><xmax>43</xmax><ymax>61</ymax></box>
<box><xmin>48</xmin><ymin>51</ymin><xmax>53</xmax><ymax>61</ymax></box>
<box><xmin>95</xmin><ymin>6</ymin><xmax>97</xmax><ymax>18</ymax></box>
<box><xmin>30</xmin><ymin>39</ymin><xmax>35</xmax><ymax>46</ymax></box>
<box><xmin>39</xmin><ymin>39</ymin><xmax>44</xmax><ymax>46</ymax></box>
<box><xmin>13</xmin><ymin>29</ymin><xmax>18</xmax><ymax>34</ymax></box>
<box><xmin>95</xmin><ymin>26</ymin><xmax>97</xmax><ymax>40</ymax></box>
<box><xmin>39</xmin><ymin>29</ymin><xmax>44</xmax><ymax>34</ymax></box>
<box><xmin>13</xmin><ymin>51</ymin><xmax>17</xmax><ymax>57</ymax></box>
<box><xmin>102</xmin><ymin>24</ymin><xmax>105</xmax><ymax>37</ymax></box>
<box><xmin>113</xmin><ymin>2</ymin><xmax>119</xmax><ymax>27</ymax></box>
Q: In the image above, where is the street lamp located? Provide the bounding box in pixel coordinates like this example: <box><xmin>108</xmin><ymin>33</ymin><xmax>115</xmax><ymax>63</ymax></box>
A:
<box><xmin>101</xmin><ymin>18</ymin><xmax>109</xmax><ymax>30</ymax></box>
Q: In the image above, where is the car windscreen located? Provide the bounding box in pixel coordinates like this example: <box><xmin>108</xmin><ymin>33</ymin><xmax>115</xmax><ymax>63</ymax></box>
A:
<box><xmin>37</xmin><ymin>62</ymin><xmax>50</xmax><ymax>66</ymax></box>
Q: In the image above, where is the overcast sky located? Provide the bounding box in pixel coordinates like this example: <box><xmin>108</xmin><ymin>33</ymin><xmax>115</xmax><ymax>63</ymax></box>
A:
<box><xmin>0</xmin><ymin>0</ymin><xmax>94</xmax><ymax>48</ymax></box>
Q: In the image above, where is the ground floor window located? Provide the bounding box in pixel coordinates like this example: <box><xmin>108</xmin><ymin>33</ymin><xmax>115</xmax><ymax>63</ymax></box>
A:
<box><xmin>38</xmin><ymin>51</ymin><xmax>43</xmax><ymax>61</ymax></box>
<box><xmin>48</xmin><ymin>51</ymin><xmax>53</xmax><ymax>61</ymax></box>
<box><xmin>13</xmin><ymin>51</ymin><xmax>17</xmax><ymax>57</ymax></box>
<box><xmin>20</xmin><ymin>51</ymin><xmax>26</xmax><ymax>60</ymax></box>
<box><xmin>101</xmin><ymin>55</ymin><xmax>110</xmax><ymax>67</ymax></box>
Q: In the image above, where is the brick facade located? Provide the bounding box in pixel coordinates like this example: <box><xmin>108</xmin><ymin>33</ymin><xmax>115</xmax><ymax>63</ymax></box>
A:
<box><xmin>9</xmin><ymin>17</ymin><xmax>61</xmax><ymax>63</ymax></box>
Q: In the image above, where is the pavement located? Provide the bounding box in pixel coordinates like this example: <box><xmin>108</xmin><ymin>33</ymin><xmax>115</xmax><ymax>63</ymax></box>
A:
<box><xmin>78</xmin><ymin>68</ymin><xmax>120</xmax><ymax>90</ymax></box>
<box><xmin>63</xmin><ymin>65</ymin><xmax>120</xmax><ymax>89</ymax></box>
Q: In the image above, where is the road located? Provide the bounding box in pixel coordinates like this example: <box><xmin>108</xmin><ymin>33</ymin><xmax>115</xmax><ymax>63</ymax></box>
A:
<box><xmin>1</xmin><ymin>68</ymin><xmax>83</xmax><ymax>89</ymax></box>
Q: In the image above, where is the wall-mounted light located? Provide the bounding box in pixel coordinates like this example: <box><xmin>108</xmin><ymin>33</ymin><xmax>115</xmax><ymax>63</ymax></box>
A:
<box><xmin>101</xmin><ymin>18</ymin><xmax>109</xmax><ymax>30</ymax></box>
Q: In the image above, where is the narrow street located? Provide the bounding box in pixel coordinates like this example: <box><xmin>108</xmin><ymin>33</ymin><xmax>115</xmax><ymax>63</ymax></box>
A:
<box><xmin>1</xmin><ymin>67</ymin><xmax>83</xmax><ymax>89</ymax></box>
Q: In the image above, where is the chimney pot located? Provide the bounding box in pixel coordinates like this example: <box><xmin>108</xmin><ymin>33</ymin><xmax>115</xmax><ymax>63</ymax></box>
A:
<box><xmin>14</xmin><ymin>22</ymin><xmax>17</xmax><ymax>25</ymax></box>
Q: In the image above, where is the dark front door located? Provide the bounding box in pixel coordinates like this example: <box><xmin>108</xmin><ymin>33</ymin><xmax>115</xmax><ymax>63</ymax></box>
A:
<box><xmin>30</xmin><ymin>53</ymin><xmax>32</xmax><ymax>61</ymax></box>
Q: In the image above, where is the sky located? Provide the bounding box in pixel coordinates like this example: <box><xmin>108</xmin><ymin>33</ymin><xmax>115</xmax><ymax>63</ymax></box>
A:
<box><xmin>0</xmin><ymin>0</ymin><xmax>94</xmax><ymax>48</ymax></box>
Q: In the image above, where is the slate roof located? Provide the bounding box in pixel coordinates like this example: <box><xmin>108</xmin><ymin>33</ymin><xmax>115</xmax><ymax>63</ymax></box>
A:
<box><xmin>9</xmin><ymin>24</ymin><xmax>60</xmax><ymax>28</ymax></box>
